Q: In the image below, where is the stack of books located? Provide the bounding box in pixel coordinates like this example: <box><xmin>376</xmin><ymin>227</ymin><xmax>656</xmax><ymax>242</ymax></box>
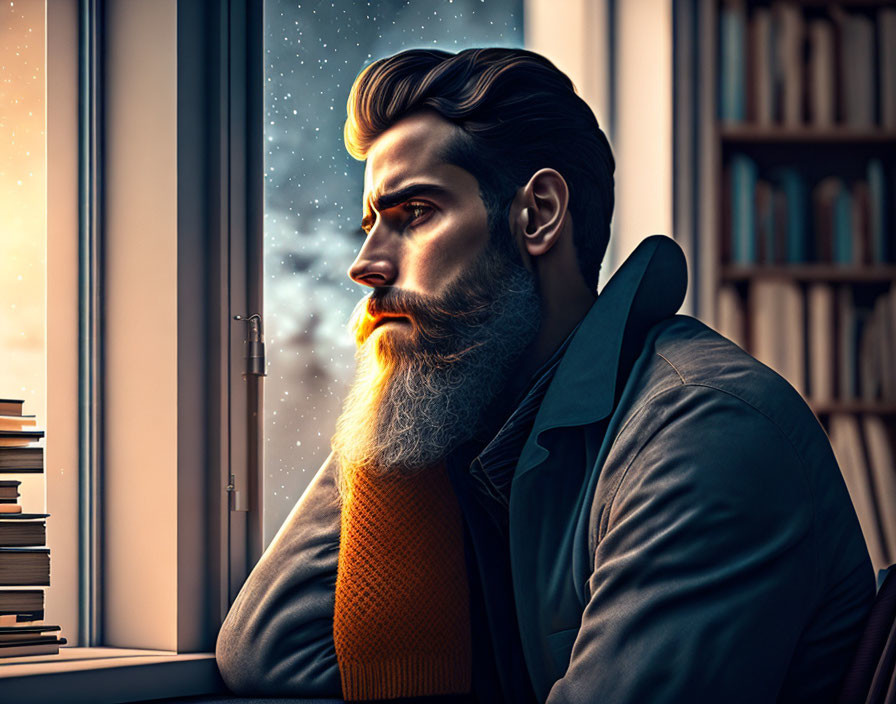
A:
<box><xmin>719</xmin><ymin>0</ymin><xmax>896</xmax><ymax>128</ymax></box>
<box><xmin>829</xmin><ymin>413</ymin><xmax>896</xmax><ymax>574</ymax></box>
<box><xmin>724</xmin><ymin>155</ymin><xmax>893</xmax><ymax>267</ymax></box>
<box><xmin>0</xmin><ymin>398</ymin><xmax>66</xmax><ymax>657</ymax></box>
<box><xmin>718</xmin><ymin>282</ymin><xmax>896</xmax><ymax>405</ymax></box>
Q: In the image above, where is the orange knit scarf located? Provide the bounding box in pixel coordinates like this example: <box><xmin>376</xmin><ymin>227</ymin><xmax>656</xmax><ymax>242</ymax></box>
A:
<box><xmin>333</xmin><ymin>463</ymin><xmax>472</xmax><ymax>701</ymax></box>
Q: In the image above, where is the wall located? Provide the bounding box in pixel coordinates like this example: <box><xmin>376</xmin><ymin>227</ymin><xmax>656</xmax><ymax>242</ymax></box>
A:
<box><xmin>524</xmin><ymin>0</ymin><xmax>675</xmax><ymax>294</ymax></box>
<box><xmin>104</xmin><ymin>0</ymin><xmax>179</xmax><ymax>650</ymax></box>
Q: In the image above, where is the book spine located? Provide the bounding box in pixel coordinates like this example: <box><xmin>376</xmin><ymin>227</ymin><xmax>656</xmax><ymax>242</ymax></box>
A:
<box><xmin>867</xmin><ymin>159</ymin><xmax>887</xmax><ymax>263</ymax></box>
<box><xmin>731</xmin><ymin>154</ymin><xmax>757</xmax><ymax>264</ymax></box>
<box><xmin>719</xmin><ymin>0</ymin><xmax>747</xmax><ymax>122</ymax></box>
<box><xmin>833</xmin><ymin>184</ymin><xmax>853</xmax><ymax>265</ymax></box>
<box><xmin>807</xmin><ymin>18</ymin><xmax>835</xmax><ymax>126</ymax></box>
<box><xmin>881</xmin><ymin>9</ymin><xmax>896</xmax><ymax>129</ymax></box>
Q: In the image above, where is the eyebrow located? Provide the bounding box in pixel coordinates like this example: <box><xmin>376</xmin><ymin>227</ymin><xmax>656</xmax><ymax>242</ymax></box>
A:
<box><xmin>360</xmin><ymin>183</ymin><xmax>451</xmax><ymax>231</ymax></box>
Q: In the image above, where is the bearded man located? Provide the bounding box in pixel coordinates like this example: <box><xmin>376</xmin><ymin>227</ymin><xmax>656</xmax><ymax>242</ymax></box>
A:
<box><xmin>216</xmin><ymin>48</ymin><xmax>875</xmax><ymax>703</ymax></box>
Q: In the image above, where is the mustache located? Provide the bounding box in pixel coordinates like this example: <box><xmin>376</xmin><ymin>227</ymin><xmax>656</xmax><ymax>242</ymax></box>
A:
<box><xmin>365</xmin><ymin>288</ymin><xmax>432</xmax><ymax>320</ymax></box>
<box><xmin>366</xmin><ymin>285</ymin><xmax>491</xmax><ymax>321</ymax></box>
<box><xmin>351</xmin><ymin>284</ymin><xmax>493</xmax><ymax>349</ymax></box>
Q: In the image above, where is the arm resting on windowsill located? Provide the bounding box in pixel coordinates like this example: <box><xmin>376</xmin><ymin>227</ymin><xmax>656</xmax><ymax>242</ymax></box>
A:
<box><xmin>215</xmin><ymin>454</ymin><xmax>343</xmax><ymax>698</ymax></box>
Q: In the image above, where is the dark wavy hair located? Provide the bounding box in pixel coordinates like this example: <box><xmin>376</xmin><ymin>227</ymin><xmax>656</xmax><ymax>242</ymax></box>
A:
<box><xmin>344</xmin><ymin>47</ymin><xmax>616</xmax><ymax>291</ymax></box>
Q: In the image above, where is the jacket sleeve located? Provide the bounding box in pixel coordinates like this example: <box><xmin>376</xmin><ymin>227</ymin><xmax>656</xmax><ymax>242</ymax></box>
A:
<box><xmin>215</xmin><ymin>453</ymin><xmax>343</xmax><ymax>698</ymax></box>
<box><xmin>546</xmin><ymin>385</ymin><xmax>818</xmax><ymax>704</ymax></box>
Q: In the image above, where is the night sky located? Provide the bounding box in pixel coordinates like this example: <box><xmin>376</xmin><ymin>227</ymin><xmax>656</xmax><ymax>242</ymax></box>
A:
<box><xmin>263</xmin><ymin>0</ymin><xmax>525</xmax><ymax>543</ymax></box>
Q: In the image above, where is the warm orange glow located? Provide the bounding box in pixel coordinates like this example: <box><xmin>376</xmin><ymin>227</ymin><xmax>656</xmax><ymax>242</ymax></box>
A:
<box><xmin>331</xmin><ymin>300</ymin><xmax>402</xmax><ymax>497</ymax></box>
<box><xmin>1</xmin><ymin>0</ymin><xmax>46</xmax><ymax>409</ymax></box>
<box><xmin>353</xmin><ymin>304</ymin><xmax>411</xmax><ymax>349</ymax></box>
<box><xmin>0</xmin><ymin>0</ymin><xmax>46</xmax><ymax>513</ymax></box>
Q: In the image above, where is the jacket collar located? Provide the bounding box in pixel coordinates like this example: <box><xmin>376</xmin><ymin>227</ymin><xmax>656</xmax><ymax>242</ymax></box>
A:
<box><xmin>515</xmin><ymin>234</ymin><xmax>687</xmax><ymax>478</ymax></box>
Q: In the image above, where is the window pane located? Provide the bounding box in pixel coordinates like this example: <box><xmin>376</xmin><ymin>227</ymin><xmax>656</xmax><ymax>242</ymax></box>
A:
<box><xmin>0</xmin><ymin>0</ymin><xmax>46</xmax><ymax>514</ymax></box>
<box><xmin>263</xmin><ymin>0</ymin><xmax>524</xmax><ymax>545</ymax></box>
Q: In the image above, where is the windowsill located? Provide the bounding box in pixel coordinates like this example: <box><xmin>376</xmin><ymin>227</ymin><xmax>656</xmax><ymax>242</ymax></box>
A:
<box><xmin>0</xmin><ymin>647</ymin><xmax>225</xmax><ymax>703</ymax></box>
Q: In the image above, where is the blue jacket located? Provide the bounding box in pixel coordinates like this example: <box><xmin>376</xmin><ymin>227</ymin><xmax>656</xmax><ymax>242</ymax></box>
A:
<box><xmin>216</xmin><ymin>235</ymin><xmax>874</xmax><ymax>702</ymax></box>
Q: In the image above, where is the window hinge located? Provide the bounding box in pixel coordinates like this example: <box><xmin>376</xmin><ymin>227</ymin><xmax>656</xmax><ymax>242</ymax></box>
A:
<box><xmin>226</xmin><ymin>472</ymin><xmax>247</xmax><ymax>511</ymax></box>
<box><xmin>233</xmin><ymin>313</ymin><xmax>267</xmax><ymax>377</ymax></box>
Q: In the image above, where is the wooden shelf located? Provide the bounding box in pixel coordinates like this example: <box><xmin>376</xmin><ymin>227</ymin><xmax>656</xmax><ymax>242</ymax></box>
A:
<box><xmin>719</xmin><ymin>125</ymin><xmax>896</xmax><ymax>144</ymax></box>
<box><xmin>722</xmin><ymin>265</ymin><xmax>896</xmax><ymax>283</ymax></box>
<box><xmin>810</xmin><ymin>401</ymin><xmax>896</xmax><ymax>416</ymax></box>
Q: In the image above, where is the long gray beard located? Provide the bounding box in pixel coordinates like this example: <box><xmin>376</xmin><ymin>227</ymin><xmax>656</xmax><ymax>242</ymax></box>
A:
<box><xmin>331</xmin><ymin>250</ymin><xmax>540</xmax><ymax>498</ymax></box>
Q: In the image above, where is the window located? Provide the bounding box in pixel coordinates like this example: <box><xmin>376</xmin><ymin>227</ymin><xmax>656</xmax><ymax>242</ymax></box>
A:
<box><xmin>262</xmin><ymin>0</ymin><xmax>526</xmax><ymax>547</ymax></box>
<box><xmin>0</xmin><ymin>0</ymin><xmax>82</xmax><ymax>648</ymax></box>
<box><xmin>0</xmin><ymin>1</ymin><xmax>46</xmax><ymax>514</ymax></box>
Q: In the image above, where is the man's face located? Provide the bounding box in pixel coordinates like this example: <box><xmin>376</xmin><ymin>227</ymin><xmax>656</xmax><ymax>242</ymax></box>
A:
<box><xmin>351</xmin><ymin>109</ymin><xmax>491</xmax><ymax>301</ymax></box>
<box><xmin>331</xmin><ymin>110</ymin><xmax>541</xmax><ymax>489</ymax></box>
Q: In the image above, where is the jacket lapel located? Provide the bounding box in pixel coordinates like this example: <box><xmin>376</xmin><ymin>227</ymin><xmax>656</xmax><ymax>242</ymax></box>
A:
<box><xmin>514</xmin><ymin>234</ymin><xmax>688</xmax><ymax>480</ymax></box>
<box><xmin>509</xmin><ymin>234</ymin><xmax>687</xmax><ymax>700</ymax></box>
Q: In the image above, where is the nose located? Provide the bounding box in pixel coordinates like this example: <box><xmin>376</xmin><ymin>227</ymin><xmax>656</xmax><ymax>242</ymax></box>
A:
<box><xmin>348</xmin><ymin>233</ymin><xmax>398</xmax><ymax>288</ymax></box>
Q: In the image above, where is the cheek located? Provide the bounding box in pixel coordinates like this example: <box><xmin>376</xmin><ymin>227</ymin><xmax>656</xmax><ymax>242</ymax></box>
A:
<box><xmin>406</xmin><ymin>215</ymin><xmax>489</xmax><ymax>291</ymax></box>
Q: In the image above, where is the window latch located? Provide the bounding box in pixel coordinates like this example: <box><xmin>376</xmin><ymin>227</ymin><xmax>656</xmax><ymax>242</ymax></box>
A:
<box><xmin>233</xmin><ymin>313</ymin><xmax>267</xmax><ymax>377</ymax></box>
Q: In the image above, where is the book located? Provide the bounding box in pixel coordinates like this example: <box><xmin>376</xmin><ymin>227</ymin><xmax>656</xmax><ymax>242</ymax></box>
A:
<box><xmin>850</xmin><ymin>180</ymin><xmax>871</xmax><ymax>266</ymax></box>
<box><xmin>755</xmin><ymin>179</ymin><xmax>775</xmax><ymax>263</ymax></box>
<box><xmin>0</xmin><ymin>416</ymin><xmax>36</xmax><ymax>432</ymax></box>
<box><xmin>813</xmin><ymin>177</ymin><xmax>841</xmax><ymax>263</ymax></box>
<box><xmin>883</xmin><ymin>290</ymin><xmax>896</xmax><ymax>400</ymax></box>
<box><xmin>0</xmin><ymin>589</ymin><xmax>44</xmax><ymax>619</ymax></box>
<box><xmin>807</xmin><ymin>284</ymin><xmax>835</xmax><ymax>404</ymax></box>
<box><xmin>0</xmin><ymin>401</ymin><xmax>24</xmax><ymax>417</ymax></box>
<box><xmin>0</xmin><ymin>446</ymin><xmax>43</xmax><ymax>472</ymax></box>
<box><xmin>834</xmin><ymin>9</ymin><xmax>875</xmax><ymax>128</ymax></box>
<box><xmin>774</xmin><ymin>1</ymin><xmax>804</xmax><ymax>126</ymax></box>
<box><xmin>837</xmin><ymin>286</ymin><xmax>857</xmax><ymax>400</ymax></box>
<box><xmin>0</xmin><ymin>639</ymin><xmax>65</xmax><ymax>657</ymax></box>
<box><xmin>717</xmin><ymin>285</ymin><xmax>746</xmax><ymax>349</ymax></box>
<box><xmin>0</xmin><ymin>624</ymin><xmax>59</xmax><ymax>636</ymax></box>
<box><xmin>772</xmin><ymin>167</ymin><xmax>807</xmax><ymax>262</ymax></box>
<box><xmin>0</xmin><ymin>506</ymin><xmax>22</xmax><ymax>515</ymax></box>
<box><xmin>806</xmin><ymin>17</ymin><xmax>835</xmax><ymax>126</ymax></box>
<box><xmin>731</xmin><ymin>153</ymin><xmax>757</xmax><ymax>263</ymax></box>
<box><xmin>867</xmin><ymin>159</ymin><xmax>887</xmax><ymax>264</ymax></box>
<box><xmin>881</xmin><ymin>9</ymin><xmax>896</xmax><ymax>129</ymax></box>
<box><xmin>858</xmin><ymin>306</ymin><xmax>880</xmax><ymax>401</ymax></box>
<box><xmin>748</xmin><ymin>7</ymin><xmax>774</xmax><ymax>125</ymax></box>
<box><xmin>719</xmin><ymin>0</ymin><xmax>747</xmax><ymax>122</ymax></box>
<box><xmin>0</xmin><ymin>641</ymin><xmax>64</xmax><ymax>657</ymax></box>
<box><xmin>750</xmin><ymin>279</ymin><xmax>805</xmax><ymax>394</ymax></box>
<box><xmin>0</xmin><ymin>624</ymin><xmax>61</xmax><ymax>639</ymax></box>
<box><xmin>0</xmin><ymin>480</ymin><xmax>21</xmax><ymax>502</ymax></box>
<box><xmin>0</xmin><ymin>429</ymin><xmax>45</xmax><ymax>448</ymax></box>
<box><xmin>0</xmin><ymin>519</ymin><xmax>45</xmax><ymax>547</ymax></box>
<box><xmin>832</xmin><ymin>182</ymin><xmax>852</xmax><ymax>265</ymax></box>
<box><xmin>0</xmin><ymin>548</ymin><xmax>50</xmax><ymax>586</ymax></box>
<box><xmin>862</xmin><ymin>416</ymin><xmax>896</xmax><ymax>560</ymax></box>
<box><xmin>830</xmin><ymin>414</ymin><xmax>888</xmax><ymax>571</ymax></box>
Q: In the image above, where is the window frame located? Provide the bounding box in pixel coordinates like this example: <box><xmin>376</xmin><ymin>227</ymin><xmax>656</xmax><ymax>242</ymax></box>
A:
<box><xmin>2</xmin><ymin>0</ymin><xmax>261</xmax><ymax>697</ymax></box>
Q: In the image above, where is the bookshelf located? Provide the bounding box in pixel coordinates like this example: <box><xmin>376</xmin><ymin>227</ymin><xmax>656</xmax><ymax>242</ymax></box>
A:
<box><xmin>675</xmin><ymin>0</ymin><xmax>896</xmax><ymax>572</ymax></box>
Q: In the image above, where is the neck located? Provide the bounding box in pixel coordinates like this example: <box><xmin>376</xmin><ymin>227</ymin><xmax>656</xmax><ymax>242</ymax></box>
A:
<box><xmin>513</xmin><ymin>291</ymin><xmax>593</xmax><ymax>393</ymax></box>
<box><xmin>475</xmin><ymin>287</ymin><xmax>594</xmax><ymax>443</ymax></box>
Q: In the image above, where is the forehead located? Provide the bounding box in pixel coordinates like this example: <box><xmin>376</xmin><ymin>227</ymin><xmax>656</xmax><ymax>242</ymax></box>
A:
<box><xmin>363</xmin><ymin>111</ymin><xmax>462</xmax><ymax>204</ymax></box>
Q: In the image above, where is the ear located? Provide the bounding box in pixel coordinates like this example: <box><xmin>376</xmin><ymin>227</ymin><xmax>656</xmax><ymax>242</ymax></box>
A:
<box><xmin>511</xmin><ymin>168</ymin><xmax>570</xmax><ymax>258</ymax></box>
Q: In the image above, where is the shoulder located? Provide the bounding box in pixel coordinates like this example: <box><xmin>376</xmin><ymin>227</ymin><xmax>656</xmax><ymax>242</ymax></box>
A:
<box><xmin>595</xmin><ymin>316</ymin><xmax>825</xmax><ymax>538</ymax></box>
<box><xmin>615</xmin><ymin>315</ymin><xmax>828</xmax><ymax>464</ymax></box>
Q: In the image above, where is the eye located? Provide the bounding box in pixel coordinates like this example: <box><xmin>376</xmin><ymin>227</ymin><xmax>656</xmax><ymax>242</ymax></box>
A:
<box><xmin>403</xmin><ymin>201</ymin><xmax>432</xmax><ymax>228</ymax></box>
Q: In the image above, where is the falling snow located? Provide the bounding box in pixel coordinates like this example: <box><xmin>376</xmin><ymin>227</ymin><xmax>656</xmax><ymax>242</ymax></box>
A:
<box><xmin>262</xmin><ymin>0</ymin><xmax>524</xmax><ymax>545</ymax></box>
